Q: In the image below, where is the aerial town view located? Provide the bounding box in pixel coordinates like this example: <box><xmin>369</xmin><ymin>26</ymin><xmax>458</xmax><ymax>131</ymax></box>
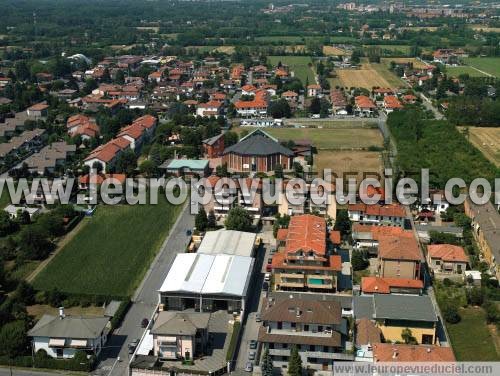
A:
<box><xmin>0</xmin><ymin>0</ymin><xmax>499</xmax><ymax>375</ymax></box>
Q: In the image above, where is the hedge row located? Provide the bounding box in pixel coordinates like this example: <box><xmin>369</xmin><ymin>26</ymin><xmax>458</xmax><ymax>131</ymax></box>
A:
<box><xmin>225</xmin><ymin>321</ymin><xmax>241</xmax><ymax>362</ymax></box>
<box><xmin>0</xmin><ymin>355</ymin><xmax>93</xmax><ymax>372</ymax></box>
<box><xmin>111</xmin><ymin>299</ymin><xmax>132</xmax><ymax>330</ymax></box>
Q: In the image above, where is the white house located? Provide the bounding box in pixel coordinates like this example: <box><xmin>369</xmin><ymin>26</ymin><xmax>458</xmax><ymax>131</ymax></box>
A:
<box><xmin>196</xmin><ymin>101</ymin><xmax>223</xmax><ymax>117</ymax></box>
<box><xmin>28</xmin><ymin>309</ymin><xmax>110</xmax><ymax>359</ymax></box>
<box><xmin>4</xmin><ymin>204</ymin><xmax>40</xmax><ymax>219</ymax></box>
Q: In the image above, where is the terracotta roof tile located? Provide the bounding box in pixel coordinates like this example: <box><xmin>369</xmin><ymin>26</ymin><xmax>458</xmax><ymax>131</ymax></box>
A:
<box><xmin>428</xmin><ymin>244</ymin><xmax>469</xmax><ymax>263</ymax></box>
<box><xmin>373</xmin><ymin>343</ymin><xmax>455</xmax><ymax>362</ymax></box>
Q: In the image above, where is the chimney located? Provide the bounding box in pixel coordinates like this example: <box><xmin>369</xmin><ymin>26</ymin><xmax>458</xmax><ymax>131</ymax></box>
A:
<box><xmin>59</xmin><ymin>307</ymin><xmax>65</xmax><ymax>319</ymax></box>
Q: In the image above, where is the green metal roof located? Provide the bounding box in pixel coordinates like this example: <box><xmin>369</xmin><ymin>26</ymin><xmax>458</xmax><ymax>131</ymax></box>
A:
<box><xmin>166</xmin><ymin>159</ymin><xmax>209</xmax><ymax>170</ymax></box>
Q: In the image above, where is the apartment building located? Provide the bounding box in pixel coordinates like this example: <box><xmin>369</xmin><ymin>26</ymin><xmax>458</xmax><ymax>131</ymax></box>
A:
<box><xmin>272</xmin><ymin>215</ymin><xmax>342</xmax><ymax>292</ymax></box>
<box><xmin>258</xmin><ymin>298</ymin><xmax>352</xmax><ymax>372</ymax></box>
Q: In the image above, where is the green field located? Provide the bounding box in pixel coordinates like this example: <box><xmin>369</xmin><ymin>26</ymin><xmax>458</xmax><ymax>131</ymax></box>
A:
<box><xmin>446</xmin><ymin>66</ymin><xmax>488</xmax><ymax>78</ymax></box>
<box><xmin>255</xmin><ymin>36</ymin><xmax>305</xmax><ymax>43</ymax></box>
<box><xmin>236</xmin><ymin>126</ymin><xmax>383</xmax><ymax>150</ymax></box>
<box><xmin>364</xmin><ymin>44</ymin><xmax>411</xmax><ymax>56</ymax></box>
<box><xmin>447</xmin><ymin>307</ymin><xmax>499</xmax><ymax>361</ymax></box>
<box><xmin>267</xmin><ymin>56</ymin><xmax>315</xmax><ymax>84</ymax></box>
<box><xmin>464</xmin><ymin>57</ymin><xmax>500</xmax><ymax>77</ymax></box>
<box><xmin>33</xmin><ymin>198</ymin><xmax>183</xmax><ymax>297</ymax></box>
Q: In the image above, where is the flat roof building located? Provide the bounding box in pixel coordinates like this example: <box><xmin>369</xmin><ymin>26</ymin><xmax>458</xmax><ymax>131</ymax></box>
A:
<box><xmin>197</xmin><ymin>229</ymin><xmax>257</xmax><ymax>257</ymax></box>
<box><xmin>158</xmin><ymin>253</ymin><xmax>254</xmax><ymax>313</ymax></box>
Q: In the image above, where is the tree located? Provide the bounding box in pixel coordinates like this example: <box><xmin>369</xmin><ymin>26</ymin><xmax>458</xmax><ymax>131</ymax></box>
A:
<box><xmin>261</xmin><ymin>347</ymin><xmax>274</xmax><ymax>376</ymax></box>
<box><xmin>139</xmin><ymin>160</ymin><xmax>156</xmax><ymax>177</ymax></box>
<box><xmin>268</xmin><ymin>99</ymin><xmax>291</xmax><ymax>118</ymax></box>
<box><xmin>442</xmin><ymin>304</ymin><xmax>461</xmax><ymax>324</ymax></box>
<box><xmin>351</xmin><ymin>250</ymin><xmax>369</xmax><ymax>271</ymax></box>
<box><xmin>18</xmin><ymin>225</ymin><xmax>53</xmax><ymax>260</ymax></box>
<box><xmin>0</xmin><ymin>211</ymin><xmax>18</xmax><ymax>236</ymax></box>
<box><xmin>115</xmin><ymin>69</ymin><xmax>125</xmax><ymax>84</ymax></box>
<box><xmin>0</xmin><ymin>320</ymin><xmax>27</xmax><ymax>358</ymax></box>
<box><xmin>309</xmin><ymin>97</ymin><xmax>321</xmax><ymax>114</ymax></box>
<box><xmin>274</xmin><ymin>164</ymin><xmax>283</xmax><ymax>178</ymax></box>
<box><xmin>224</xmin><ymin>131</ymin><xmax>238</xmax><ymax>147</ymax></box>
<box><xmin>401</xmin><ymin>328</ymin><xmax>418</xmax><ymax>344</ymax></box>
<box><xmin>287</xmin><ymin>345</ymin><xmax>302</xmax><ymax>376</ymax></box>
<box><xmin>115</xmin><ymin>150</ymin><xmax>137</xmax><ymax>175</ymax></box>
<box><xmin>195</xmin><ymin>206</ymin><xmax>209</xmax><ymax>232</ymax></box>
<box><xmin>224</xmin><ymin>207</ymin><xmax>253</xmax><ymax>232</ymax></box>
<box><xmin>334</xmin><ymin>209</ymin><xmax>351</xmax><ymax>236</ymax></box>
<box><xmin>207</xmin><ymin>210</ymin><xmax>217</xmax><ymax>229</ymax></box>
<box><xmin>13</xmin><ymin>281</ymin><xmax>35</xmax><ymax>305</ymax></box>
<box><xmin>467</xmin><ymin>287</ymin><xmax>484</xmax><ymax>306</ymax></box>
<box><xmin>293</xmin><ymin>162</ymin><xmax>303</xmax><ymax>178</ymax></box>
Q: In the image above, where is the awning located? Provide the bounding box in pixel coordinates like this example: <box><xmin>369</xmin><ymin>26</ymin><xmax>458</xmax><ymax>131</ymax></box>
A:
<box><xmin>48</xmin><ymin>338</ymin><xmax>66</xmax><ymax>347</ymax></box>
<box><xmin>69</xmin><ymin>339</ymin><xmax>89</xmax><ymax>348</ymax></box>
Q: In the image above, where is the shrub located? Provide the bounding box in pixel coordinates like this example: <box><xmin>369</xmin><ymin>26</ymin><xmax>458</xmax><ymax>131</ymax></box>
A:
<box><xmin>110</xmin><ymin>300</ymin><xmax>131</xmax><ymax>330</ymax></box>
<box><xmin>442</xmin><ymin>305</ymin><xmax>461</xmax><ymax>324</ymax></box>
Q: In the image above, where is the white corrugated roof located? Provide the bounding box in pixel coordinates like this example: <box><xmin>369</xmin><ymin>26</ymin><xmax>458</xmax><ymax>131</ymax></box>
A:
<box><xmin>159</xmin><ymin>253</ymin><xmax>253</xmax><ymax>297</ymax></box>
<box><xmin>197</xmin><ymin>230</ymin><xmax>256</xmax><ymax>257</ymax></box>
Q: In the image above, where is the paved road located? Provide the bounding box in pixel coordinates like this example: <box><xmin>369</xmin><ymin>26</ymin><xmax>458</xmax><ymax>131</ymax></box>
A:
<box><xmin>419</xmin><ymin>93</ymin><xmax>444</xmax><ymax>120</ymax></box>
<box><xmin>93</xmin><ymin>202</ymin><xmax>194</xmax><ymax>376</ymax></box>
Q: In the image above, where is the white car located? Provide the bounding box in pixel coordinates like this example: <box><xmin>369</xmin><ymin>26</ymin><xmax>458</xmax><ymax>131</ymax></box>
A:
<box><xmin>264</xmin><ymin>273</ymin><xmax>271</xmax><ymax>282</ymax></box>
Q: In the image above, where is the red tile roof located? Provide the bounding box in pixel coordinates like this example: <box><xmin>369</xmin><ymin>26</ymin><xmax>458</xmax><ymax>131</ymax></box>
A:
<box><xmin>235</xmin><ymin>99</ymin><xmax>267</xmax><ymax>109</ymax></box>
<box><xmin>197</xmin><ymin>100</ymin><xmax>223</xmax><ymax>109</ymax></box>
<box><xmin>384</xmin><ymin>95</ymin><xmax>403</xmax><ymax>109</ymax></box>
<box><xmin>282</xmin><ymin>90</ymin><xmax>298</xmax><ymax>97</ymax></box>
<box><xmin>348</xmin><ymin>203</ymin><xmax>406</xmax><ymax>217</ymax></box>
<box><xmin>79</xmin><ymin>173</ymin><xmax>126</xmax><ymax>185</ymax></box>
<box><xmin>428</xmin><ymin>244</ymin><xmax>469</xmax><ymax>263</ymax></box>
<box><xmin>373</xmin><ymin>343</ymin><xmax>455</xmax><ymax>362</ymax></box>
<box><xmin>329</xmin><ymin>230</ymin><xmax>341</xmax><ymax>245</ymax></box>
<box><xmin>361</xmin><ymin>276</ymin><xmax>423</xmax><ymax>294</ymax></box>
<box><xmin>378</xmin><ymin>235</ymin><xmax>421</xmax><ymax>261</ymax></box>
<box><xmin>276</xmin><ymin>228</ymin><xmax>288</xmax><ymax>242</ymax></box>
<box><xmin>355</xmin><ymin>95</ymin><xmax>376</xmax><ymax>109</ymax></box>
<box><xmin>285</xmin><ymin>214</ymin><xmax>326</xmax><ymax>256</ymax></box>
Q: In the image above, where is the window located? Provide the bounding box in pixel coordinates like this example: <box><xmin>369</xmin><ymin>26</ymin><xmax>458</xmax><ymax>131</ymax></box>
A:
<box><xmin>291</xmin><ymin>322</ymin><xmax>296</xmax><ymax>328</ymax></box>
<box><xmin>422</xmin><ymin>334</ymin><xmax>433</xmax><ymax>344</ymax></box>
<box><xmin>56</xmin><ymin>348</ymin><xmax>63</xmax><ymax>358</ymax></box>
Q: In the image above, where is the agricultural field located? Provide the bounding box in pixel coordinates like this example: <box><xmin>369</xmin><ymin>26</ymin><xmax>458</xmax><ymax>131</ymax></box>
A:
<box><xmin>235</xmin><ymin>126</ymin><xmax>383</xmax><ymax>150</ymax></box>
<box><xmin>267</xmin><ymin>56</ymin><xmax>315</xmax><ymax>85</ymax></box>
<box><xmin>463</xmin><ymin>127</ymin><xmax>500</xmax><ymax>167</ymax></box>
<box><xmin>323</xmin><ymin>46</ymin><xmax>348</xmax><ymax>56</ymax></box>
<box><xmin>315</xmin><ymin>150</ymin><xmax>383</xmax><ymax>180</ymax></box>
<box><xmin>213</xmin><ymin>46</ymin><xmax>236</xmax><ymax>54</ymax></box>
<box><xmin>33</xmin><ymin>198</ymin><xmax>183</xmax><ymax>297</ymax></box>
<box><xmin>463</xmin><ymin>57</ymin><xmax>500</xmax><ymax>77</ymax></box>
<box><xmin>446</xmin><ymin>66</ymin><xmax>488</xmax><ymax>78</ymax></box>
<box><xmin>363</xmin><ymin>44</ymin><xmax>411</xmax><ymax>56</ymax></box>
<box><xmin>468</xmin><ymin>25</ymin><xmax>500</xmax><ymax>33</ymax></box>
<box><xmin>332</xmin><ymin>60</ymin><xmax>403</xmax><ymax>89</ymax></box>
<box><xmin>447</xmin><ymin>307</ymin><xmax>499</xmax><ymax>361</ymax></box>
<box><xmin>381</xmin><ymin>57</ymin><xmax>428</xmax><ymax>69</ymax></box>
<box><xmin>283</xmin><ymin>119</ymin><xmax>377</xmax><ymax>129</ymax></box>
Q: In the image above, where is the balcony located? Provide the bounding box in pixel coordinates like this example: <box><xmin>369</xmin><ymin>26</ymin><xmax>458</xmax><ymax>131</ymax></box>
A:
<box><xmin>268</xmin><ymin>348</ymin><xmax>353</xmax><ymax>360</ymax></box>
<box><xmin>267</xmin><ymin>328</ymin><xmax>334</xmax><ymax>338</ymax></box>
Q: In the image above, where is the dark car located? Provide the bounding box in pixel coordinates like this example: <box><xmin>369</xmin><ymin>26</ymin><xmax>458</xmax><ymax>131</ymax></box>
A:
<box><xmin>249</xmin><ymin>340</ymin><xmax>257</xmax><ymax>349</ymax></box>
<box><xmin>128</xmin><ymin>339</ymin><xmax>139</xmax><ymax>354</ymax></box>
<box><xmin>186</xmin><ymin>229</ymin><xmax>192</xmax><ymax>236</ymax></box>
<box><xmin>141</xmin><ymin>318</ymin><xmax>149</xmax><ymax>328</ymax></box>
<box><xmin>262</xmin><ymin>281</ymin><xmax>269</xmax><ymax>291</ymax></box>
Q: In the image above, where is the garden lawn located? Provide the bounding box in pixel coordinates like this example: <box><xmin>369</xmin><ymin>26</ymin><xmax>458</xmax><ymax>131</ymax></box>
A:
<box><xmin>267</xmin><ymin>56</ymin><xmax>315</xmax><ymax>85</ymax></box>
<box><xmin>33</xmin><ymin>198</ymin><xmax>183</xmax><ymax>297</ymax></box>
<box><xmin>447</xmin><ymin>307</ymin><xmax>499</xmax><ymax>361</ymax></box>
<box><xmin>446</xmin><ymin>66</ymin><xmax>488</xmax><ymax>78</ymax></box>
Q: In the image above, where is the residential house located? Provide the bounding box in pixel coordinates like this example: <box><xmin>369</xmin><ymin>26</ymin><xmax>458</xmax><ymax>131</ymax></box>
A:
<box><xmin>330</xmin><ymin>90</ymin><xmax>348</xmax><ymax>115</ymax></box>
<box><xmin>150</xmin><ymin>311</ymin><xmax>211</xmax><ymax>361</ymax></box>
<box><xmin>348</xmin><ymin>203</ymin><xmax>406</xmax><ymax>227</ymax></box>
<box><xmin>258</xmin><ymin>298</ymin><xmax>352</xmax><ymax>371</ymax></box>
<box><xmin>84</xmin><ymin>137</ymin><xmax>131</xmax><ymax>172</ymax></box>
<box><xmin>22</xmin><ymin>142</ymin><xmax>76</xmax><ymax>175</ymax></box>
<box><xmin>377</xmin><ymin>234</ymin><xmax>422</xmax><ymax>280</ymax></box>
<box><xmin>282</xmin><ymin>90</ymin><xmax>298</xmax><ymax>102</ymax></box>
<box><xmin>383</xmin><ymin>95</ymin><xmax>403</xmax><ymax>113</ymax></box>
<box><xmin>66</xmin><ymin>114</ymin><xmax>100</xmax><ymax>140</ymax></box>
<box><xmin>196</xmin><ymin>101</ymin><xmax>223</xmax><ymax>118</ymax></box>
<box><xmin>78</xmin><ymin>173</ymin><xmax>127</xmax><ymax>190</ymax></box>
<box><xmin>28</xmin><ymin>309</ymin><xmax>109</xmax><ymax>359</ymax></box>
<box><xmin>427</xmin><ymin>244</ymin><xmax>468</xmax><ymax>276</ymax></box>
<box><xmin>352</xmin><ymin>224</ymin><xmax>408</xmax><ymax>255</ymax></box>
<box><xmin>361</xmin><ymin>276</ymin><xmax>423</xmax><ymax>295</ymax></box>
<box><xmin>354</xmin><ymin>95</ymin><xmax>376</xmax><ymax>117</ymax></box>
<box><xmin>27</xmin><ymin>102</ymin><xmax>49</xmax><ymax>119</ymax></box>
<box><xmin>372</xmin><ymin>343</ymin><xmax>455</xmax><ymax>362</ymax></box>
<box><xmin>272</xmin><ymin>214</ymin><xmax>342</xmax><ymax>292</ymax></box>
<box><xmin>202</xmin><ymin>133</ymin><xmax>225</xmax><ymax>158</ymax></box>
<box><xmin>353</xmin><ymin>294</ymin><xmax>438</xmax><ymax>344</ymax></box>
<box><xmin>307</xmin><ymin>84</ymin><xmax>321</xmax><ymax>97</ymax></box>
<box><xmin>464</xmin><ymin>198</ymin><xmax>500</xmax><ymax>279</ymax></box>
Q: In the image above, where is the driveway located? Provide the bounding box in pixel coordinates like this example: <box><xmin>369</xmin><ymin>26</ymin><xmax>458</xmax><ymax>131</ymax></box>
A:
<box><xmin>93</xmin><ymin>202</ymin><xmax>194</xmax><ymax>376</ymax></box>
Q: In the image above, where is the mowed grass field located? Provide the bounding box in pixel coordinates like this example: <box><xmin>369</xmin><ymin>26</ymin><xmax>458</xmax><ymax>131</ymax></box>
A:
<box><xmin>332</xmin><ymin>60</ymin><xmax>403</xmax><ymax>89</ymax></box>
<box><xmin>323</xmin><ymin>46</ymin><xmax>348</xmax><ymax>56</ymax></box>
<box><xmin>33</xmin><ymin>198</ymin><xmax>183</xmax><ymax>297</ymax></box>
<box><xmin>462</xmin><ymin>127</ymin><xmax>500</xmax><ymax>167</ymax></box>
<box><xmin>447</xmin><ymin>307</ymin><xmax>499</xmax><ymax>361</ymax></box>
<box><xmin>446</xmin><ymin>66</ymin><xmax>488</xmax><ymax>78</ymax></box>
<box><xmin>315</xmin><ymin>150</ymin><xmax>383</xmax><ymax>180</ymax></box>
<box><xmin>267</xmin><ymin>56</ymin><xmax>315</xmax><ymax>85</ymax></box>
<box><xmin>464</xmin><ymin>57</ymin><xmax>500</xmax><ymax>77</ymax></box>
<box><xmin>235</xmin><ymin>126</ymin><xmax>383</xmax><ymax>150</ymax></box>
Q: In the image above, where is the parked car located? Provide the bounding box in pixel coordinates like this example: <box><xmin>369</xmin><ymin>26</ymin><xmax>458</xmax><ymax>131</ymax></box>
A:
<box><xmin>249</xmin><ymin>340</ymin><xmax>257</xmax><ymax>349</ymax></box>
<box><xmin>266</xmin><ymin>257</ymin><xmax>273</xmax><ymax>271</ymax></box>
<box><xmin>248</xmin><ymin>351</ymin><xmax>256</xmax><ymax>361</ymax></box>
<box><xmin>255</xmin><ymin>313</ymin><xmax>262</xmax><ymax>322</ymax></box>
<box><xmin>264</xmin><ymin>273</ymin><xmax>271</xmax><ymax>282</ymax></box>
<box><xmin>186</xmin><ymin>229</ymin><xmax>192</xmax><ymax>236</ymax></box>
<box><xmin>262</xmin><ymin>281</ymin><xmax>269</xmax><ymax>291</ymax></box>
<box><xmin>245</xmin><ymin>362</ymin><xmax>253</xmax><ymax>372</ymax></box>
<box><xmin>128</xmin><ymin>339</ymin><xmax>139</xmax><ymax>354</ymax></box>
<box><xmin>141</xmin><ymin>318</ymin><xmax>149</xmax><ymax>328</ymax></box>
